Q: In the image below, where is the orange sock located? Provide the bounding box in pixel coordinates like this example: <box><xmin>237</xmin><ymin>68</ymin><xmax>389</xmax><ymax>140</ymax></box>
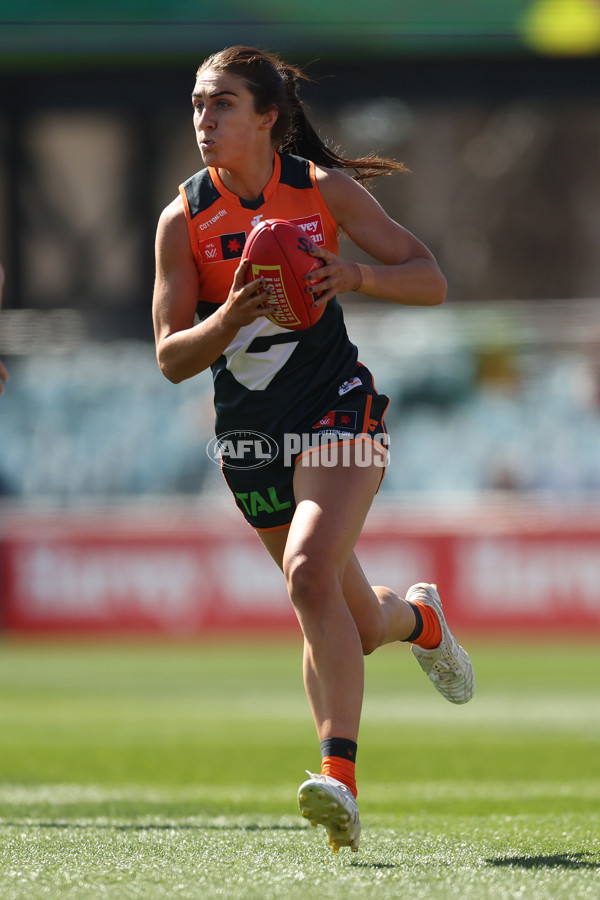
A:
<box><xmin>411</xmin><ymin>600</ymin><xmax>442</xmax><ymax>649</ymax></box>
<box><xmin>321</xmin><ymin>756</ymin><xmax>357</xmax><ymax>798</ymax></box>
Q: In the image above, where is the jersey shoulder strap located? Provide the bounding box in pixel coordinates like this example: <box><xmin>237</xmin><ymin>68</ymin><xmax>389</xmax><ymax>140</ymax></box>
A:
<box><xmin>180</xmin><ymin>168</ymin><xmax>219</xmax><ymax>219</ymax></box>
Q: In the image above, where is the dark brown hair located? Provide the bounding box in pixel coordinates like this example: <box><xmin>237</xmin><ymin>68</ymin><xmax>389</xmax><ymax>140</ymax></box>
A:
<box><xmin>197</xmin><ymin>46</ymin><xmax>408</xmax><ymax>185</ymax></box>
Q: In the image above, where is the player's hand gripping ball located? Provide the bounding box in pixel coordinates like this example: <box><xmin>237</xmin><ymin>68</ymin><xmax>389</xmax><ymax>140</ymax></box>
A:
<box><xmin>243</xmin><ymin>218</ymin><xmax>325</xmax><ymax>330</ymax></box>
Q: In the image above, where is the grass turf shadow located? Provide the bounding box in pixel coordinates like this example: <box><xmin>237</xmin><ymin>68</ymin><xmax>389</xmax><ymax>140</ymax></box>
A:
<box><xmin>350</xmin><ymin>862</ymin><xmax>401</xmax><ymax>870</ymax></box>
<box><xmin>487</xmin><ymin>852</ymin><xmax>599</xmax><ymax>870</ymax></box>
<box><xmin>1</xmin><ymin>821</ymin><xmax>306</xmax><ymax>832</ymax></box>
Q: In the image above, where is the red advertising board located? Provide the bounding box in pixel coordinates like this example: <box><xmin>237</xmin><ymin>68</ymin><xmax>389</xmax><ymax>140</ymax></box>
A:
<box><xmin>1</xmin><ymin>506</ymin><xmax>600</xmax><ymax>636</ymax></box>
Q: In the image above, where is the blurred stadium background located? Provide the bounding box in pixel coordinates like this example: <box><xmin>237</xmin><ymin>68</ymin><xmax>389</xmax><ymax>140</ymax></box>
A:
<box><xmin>1</xmin><ymin>1</ymin><xmax>600</xmax><ymax>637</ymax></box>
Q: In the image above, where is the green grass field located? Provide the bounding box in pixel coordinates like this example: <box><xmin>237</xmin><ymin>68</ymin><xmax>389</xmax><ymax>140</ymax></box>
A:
<box><xmin>0</xmin><ymin>637</ymin><xmax>599</xmax><ymax>899</ymax></box>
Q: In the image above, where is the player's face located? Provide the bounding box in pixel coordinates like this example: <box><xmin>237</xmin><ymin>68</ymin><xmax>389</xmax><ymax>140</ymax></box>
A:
<box><xmin>192</xmin><ymin>70</ymin><xmax>267</xmax><ymax>169</ymax></box>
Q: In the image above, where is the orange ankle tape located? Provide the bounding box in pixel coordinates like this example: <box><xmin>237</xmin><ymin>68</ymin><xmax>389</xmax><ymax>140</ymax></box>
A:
<box><xmin>411</xmin><ymin>600</ymin><xmax>442</xmax><ymax>649</ymax></box>
<box><xmin>321</xmin><ymin>756</ymin><xmax>357</xmax><ymax>798</ymax></box>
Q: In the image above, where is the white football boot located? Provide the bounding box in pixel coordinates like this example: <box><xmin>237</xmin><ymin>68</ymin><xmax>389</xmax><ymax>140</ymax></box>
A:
<box><xmin>297</xmin><ymin>772</ymin><xmax>361</xmax><ymax>853</ymax></box>
<box><xmin>407</xmin><ymin>583</ymin><xmax>475</xmax><ymax>705</ymax></box>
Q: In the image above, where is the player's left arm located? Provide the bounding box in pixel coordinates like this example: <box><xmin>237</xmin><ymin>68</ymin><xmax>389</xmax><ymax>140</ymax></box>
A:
<box><xmin>311</xmin><ymin>167</ymin><xmax>446</xmax><ymax>307</ymax></box>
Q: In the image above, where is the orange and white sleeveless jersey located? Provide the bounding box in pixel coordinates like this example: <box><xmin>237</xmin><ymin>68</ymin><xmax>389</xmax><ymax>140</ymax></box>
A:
<box><xmin>179</xmin><ymin>153</ymin><xmax>359</xmax><ymax>436</ymax></box>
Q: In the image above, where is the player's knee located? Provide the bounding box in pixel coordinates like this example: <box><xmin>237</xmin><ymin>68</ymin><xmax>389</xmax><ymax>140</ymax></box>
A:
<box><xmin>283</xmin><ymin>552</ymin><xmax>340</xmax><ymax>614</ymax></box>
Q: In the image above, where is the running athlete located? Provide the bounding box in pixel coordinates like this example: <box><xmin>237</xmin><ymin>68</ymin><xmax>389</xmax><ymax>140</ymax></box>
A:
<box><xmin>153</xmin><ymin>46</ymin><xmax>474</xmax><ymax>853</ymax></box>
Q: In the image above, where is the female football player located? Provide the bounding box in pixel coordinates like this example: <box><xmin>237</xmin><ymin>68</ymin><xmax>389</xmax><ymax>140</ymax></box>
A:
<box><xmin>153</xmin><ymin>45</ymin><xmax>474</xmax><ymax>853</ymax></box>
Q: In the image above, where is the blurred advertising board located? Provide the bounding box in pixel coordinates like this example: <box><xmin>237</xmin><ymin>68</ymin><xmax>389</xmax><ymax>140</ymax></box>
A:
<box><xmin>1</xmin><ymin>507</ymin><xmax>599</xmax><ymax>636</ymax></box>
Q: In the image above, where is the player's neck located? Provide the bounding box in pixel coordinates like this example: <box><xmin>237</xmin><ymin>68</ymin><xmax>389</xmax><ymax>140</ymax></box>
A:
<box><xmin>217</xmin><ymin>150</ymin><xmax>275</xmax><ymax>203</ymax></box>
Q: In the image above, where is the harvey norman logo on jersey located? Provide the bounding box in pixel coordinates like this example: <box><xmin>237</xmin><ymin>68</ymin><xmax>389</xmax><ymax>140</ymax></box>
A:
<box><xmin>289</xmin><ymin>214</ymin><xmax>325</xmax><ymax>245</ymax></box>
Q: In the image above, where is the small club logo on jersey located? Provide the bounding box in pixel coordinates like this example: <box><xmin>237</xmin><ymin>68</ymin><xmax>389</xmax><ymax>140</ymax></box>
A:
<box><xmin>312</xmin><ymin>410</ymin><xmax>358</xmax><ymax>431</ymax></box>
<box><xmin>222</xmin><ymin>233</ymin><xmax>245</xmax><ymax>259</ymax></box>
<box><xmin>251</xmin><ymin>214</ymin><xmax>264</xmax><ymax>227</ymax></box>
<box><xmin>339</xmin><ymin>377</ymin><xmax>362</xmax><ymax>396</ymax></box>
<box><xmin>198</xmin><ymin>231</ymin><xmax>247</xmax><ymax>264</ymax></box>
<box><xmin>207</xmin><ymin>430</ymin><xmax>279</xmax><ymax>470</ymax></box>
<box><xmin>200</xmin><ymin>240</ymin><xmax>219</xmax><ymax>262</ymax></box>
<box><xmin>290</xmin><ymin>214</ymin><xmax>325</xmax><ymax>245</ymax></box>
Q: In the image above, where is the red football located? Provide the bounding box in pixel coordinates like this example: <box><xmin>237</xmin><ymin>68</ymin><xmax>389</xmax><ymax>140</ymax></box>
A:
<box><xmin>243</xmin><ymin>218</ymin><xmax>325</xmax><ymax>330</ymax></box>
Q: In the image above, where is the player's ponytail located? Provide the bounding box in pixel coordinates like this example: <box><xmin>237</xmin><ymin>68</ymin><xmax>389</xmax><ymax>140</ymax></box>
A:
<box><xmin>197</xmin><ymin>46</ymin><xmax>408</xmax><ymax>185</ymax></box>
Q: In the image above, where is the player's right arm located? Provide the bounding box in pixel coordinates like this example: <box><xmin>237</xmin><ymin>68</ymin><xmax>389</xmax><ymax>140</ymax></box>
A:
<box><xmin>153</xmin><ymin>197</ymin><xmax>272</xmax><ymax>384</ymax></box>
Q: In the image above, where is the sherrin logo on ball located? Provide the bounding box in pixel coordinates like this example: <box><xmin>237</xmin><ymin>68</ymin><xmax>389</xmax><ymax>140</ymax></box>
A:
<box><xmin>243</xmin><ymin>218</ymin><xmax>325</xmax><ymax>331</ymax></box>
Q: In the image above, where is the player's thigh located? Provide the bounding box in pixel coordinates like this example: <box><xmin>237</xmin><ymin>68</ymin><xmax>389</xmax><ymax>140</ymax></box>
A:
<box><xmin>257</xmin><ymin>525</ymin><xmax>289</xmax><ymax>571</ymax></box>
<box><xmin>287</xmin><ymin>451</ymin><xmax>382</xmax><ymax>573</ymax></box>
